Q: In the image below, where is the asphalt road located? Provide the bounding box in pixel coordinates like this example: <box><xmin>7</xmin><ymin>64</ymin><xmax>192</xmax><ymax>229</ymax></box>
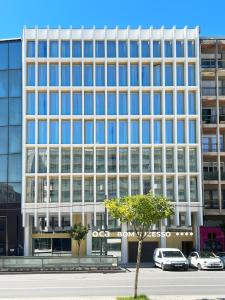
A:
<box><xmin>0</xmin><ymin>268</ymin><xmax>225</xmax><ymax>299</ymax></box>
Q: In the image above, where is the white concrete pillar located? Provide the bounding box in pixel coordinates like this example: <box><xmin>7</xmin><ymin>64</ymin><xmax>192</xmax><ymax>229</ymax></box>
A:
<box><xmin>24</xmin><ymin>215</ymin><xmax>31</xmax><ymax>256</ymax></box>
<box><xmin>86</xmin><ymin>213</ymin><xmax>92</xmax><ymax>256</ymax></box>
<box><xmin>193</xmin><ymin>212</ymin><xmax>200</xmax><ymax>251</ymax></box>
<box><xmin>121</xmin><ymin>223</ymin><xmax>128</xmax><ymax>264</ymax></box>
<box><xmin>160</xmin><ymin>221</ymin><xmax>166</xmax><ymax>248</ymax></box>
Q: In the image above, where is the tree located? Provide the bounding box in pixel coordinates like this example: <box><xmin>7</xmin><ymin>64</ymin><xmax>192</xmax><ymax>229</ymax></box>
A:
<box><xmin>105</xmin><ymin>192</ymin><xmax>174</xmax><ymax>299</ymax></box>
<box><xmin>70</xmin><ymin>223</ymin><xmax>89</xmax><ymax>257</ymax></box>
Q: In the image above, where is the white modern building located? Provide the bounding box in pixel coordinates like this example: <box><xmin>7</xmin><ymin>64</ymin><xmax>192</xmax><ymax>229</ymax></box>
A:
<box><xmin>22</xmin><ymin>26</ymin><xmax>202</xmax><ymax>262</ymax></box>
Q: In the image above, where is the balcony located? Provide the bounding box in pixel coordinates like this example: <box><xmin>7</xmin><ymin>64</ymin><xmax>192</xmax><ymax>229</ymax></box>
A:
<box><xmin>204</xmin><ymin>171</ymin><xmax>218</xmax><ymax>180</ymax></box>
<box><xmin>201</xmin><ymin>59</ymin><xmax>225</xmax><ymax>69</ymax></box>
<box><xmin>201</xmin><ymin>87</ymin><xmax>225</xmax><ymax>97</ymax></box>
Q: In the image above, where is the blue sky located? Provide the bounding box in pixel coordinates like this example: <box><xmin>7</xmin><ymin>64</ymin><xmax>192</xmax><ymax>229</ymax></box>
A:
<box><xmin>1</xmin><ymin>0</ymin><xmax>224</xmax><ymax>38</ymax></box>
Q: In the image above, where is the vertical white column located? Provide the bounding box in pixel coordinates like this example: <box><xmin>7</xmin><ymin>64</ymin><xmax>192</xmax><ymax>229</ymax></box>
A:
<box><xmin>24</xmin><ymin>215</ymin><xmax>31</xmax><ymax>256</ymax></box>
<box><xmin>160</xmin><ymin>220</ymin><xmax>167</xmax><ymax>248</ymax></box>
<box><xmin>86</xmin><ymin>213</ymin><xmax>92</xmax><ymax>255</ymax></box>
<box><xmin>121</xmin><ymin>222</ymin><xmax>128</xmax><ymax>264</ymax></box>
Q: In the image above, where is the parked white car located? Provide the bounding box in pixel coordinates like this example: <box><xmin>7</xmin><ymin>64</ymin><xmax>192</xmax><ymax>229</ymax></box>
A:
<box><xmin>188</xmin><ymin>251</ymin><xmax>224</xmax><ymax>270</ymax></box>
<box><xmin>216</xmin><ymin>252</ymin><xmax>225</xmax><ymax>268</ymax></box>
<box><xmin>153</xmin><ymin>248</ymin><xmax>189</xmax><ymax>271</ymax></box>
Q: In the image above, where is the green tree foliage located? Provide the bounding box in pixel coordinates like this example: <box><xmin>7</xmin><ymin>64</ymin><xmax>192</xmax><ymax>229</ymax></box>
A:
<box><xmin>70</xmin><ymin>223</ymin><xmax>89</xmax><ymax>257</ymax></box>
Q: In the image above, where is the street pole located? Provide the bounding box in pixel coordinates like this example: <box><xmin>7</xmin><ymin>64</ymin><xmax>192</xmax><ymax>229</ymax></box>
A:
<box><xmin>104</xmin><ymin>194</ymin><xmax>108</xmax><ymax>256</ymax></box>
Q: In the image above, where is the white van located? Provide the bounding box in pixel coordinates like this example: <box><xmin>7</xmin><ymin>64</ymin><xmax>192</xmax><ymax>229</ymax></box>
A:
<box><xmin>153</xmin><ymin>248</ymin><xmax>189</xmax><ymax>271</ymax></box>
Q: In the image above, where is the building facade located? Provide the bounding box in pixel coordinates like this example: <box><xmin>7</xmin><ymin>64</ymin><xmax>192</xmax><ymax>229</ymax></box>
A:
<box><xmin>22</xmin><ymin>27</ymin><xmax>202</xmax><ymax>262</ymax></box>
<box><xmin>0</xmin><ymin>39</ymin><xmax>23</xmax><ymax>256</ymax></box>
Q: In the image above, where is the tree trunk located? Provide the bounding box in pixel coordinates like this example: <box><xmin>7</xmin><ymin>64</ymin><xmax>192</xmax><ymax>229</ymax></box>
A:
<box><xmin>134</xmin><ymin>240</ymin><xmax>142</xmax><ymax>298</ymax></box>
<box><xmin>78</xmin><ymin>241</ymin><xmax>81</xmax><ymax>268</ymax></box>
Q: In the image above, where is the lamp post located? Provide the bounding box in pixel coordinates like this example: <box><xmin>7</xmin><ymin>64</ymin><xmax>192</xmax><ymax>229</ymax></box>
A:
<box><xmin>104</xmin><ymin>194</ymin><xmax>108</xmax><ymax>256</ymax></box>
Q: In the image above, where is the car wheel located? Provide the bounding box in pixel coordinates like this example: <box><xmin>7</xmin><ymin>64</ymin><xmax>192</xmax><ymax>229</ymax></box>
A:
<box><xmin>161</xmin><ymin>263</ymin><xmax>166</xmax><ymax>271</ymax></box>
<box><xmin>197</xmin><ymin>263</ymin><xmax>202</xmax><ymax>270</ymax></box>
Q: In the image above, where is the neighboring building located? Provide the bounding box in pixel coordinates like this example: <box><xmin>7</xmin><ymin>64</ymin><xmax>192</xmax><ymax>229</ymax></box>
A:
<box><xmin>0</xmin><ymin>39</ymin><xmax>23</xmax><ymax>256</ymax></box>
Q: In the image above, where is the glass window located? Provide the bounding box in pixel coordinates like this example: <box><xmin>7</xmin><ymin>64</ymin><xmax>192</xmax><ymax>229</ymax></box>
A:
<box><xmin>49</xmin><ymin>41</ymin><xmax>58</xmax><ymax>57</ymax></box>
<box><xmin>0</xmin><ymin>155</ymin><xmax>7</xmax><ymax>181</ymax></box>
<box><xmin>84</xmin><ymin>64</ymin><xmax>93</xmax><ymax>86</ymax></box>
<box><xmin>50</xmin><ymin>63</ymin><xmax>59</xmax><ymax>86</ymax></box>
<box><xmin>143</xmin><ymin>177</ymin><xmax>151</xmax><ymax>194</ymax></box>
<box><xmin>154</xmin><ymin>177</ymin><xmax>163</xmax><ymax>195</ymax></box>
<box><xmin>85</xmin><ymin>121</ymin><xmax>94</xmax><ymax>144</ymax></box>
<box><xmin>0</xmin><ymin>127</ymin><xmax>8</xmax><ymax>154</ymax></box>
<box><xmin>73</xmin><ymin>120</ymin><xmax>82</xmax><ymax>144</ymax></box>
<box><xmin>61</xmin><ymin>41</ymin><xmax>70</xmax><ymax>57</ymax></box>
<box><xmin>119</xmin><ymin>64</ymin><xmax>127</xmax><ymax>86</ymax></box>
<box><xmin>73</xmin><ymin>92</ymin><xmax>82</xmax><ymax>115</ymax></box>
<box><xmin>108</xmin><ymin>149</ymin><xmax>116</xmax><ymax>172</ymax></box>
<box><xmin>166</xmin><ymin>120</ymin><xmax>173</xmax><ymax>143</ymax></box>
<box><xmin>84</xmin><ymin>178</ymin><xmax>93</xmax><ymax>202</ymax></box>
<box><xmin>49</xmin><ymin>178</ymin><xmax>58</xmax><ymax>202</ymax></box>
<box><xmin>50</xmin><ymin>92</ymin><xmax>59</xmax><ymax>115</ymax></box>
<box><xmin>27</xmin><ymin>64</ymin><xmax>35</xmax><ymax>86</ymax></box>
<box><xmin>61</xmin><ymin>92</ymin><xmax>70</xmax><ymax>115</ymax></box>
<box><xmin>130</xmin><ymin>41</ymin><xmax>139</xmax><ymax>57</ymax></box>
<box><xmin>154</xmin><ymin>148</ymin><xmax>162</xmax><ymax>172</ymax></box>
<box><xmin>189</xmin><ymin>120</ymin><xmax>196</xmax><ymax>143</ymax></box>
<box><xmin>61</xmin><ymin>178</ymin><xmax>70</xmax><ymax>202</ymax></box>
<box><xmin>9</xmin><ymin>70</ymin><xmax>22</xmax><ymax>97</ymax></box>
<box><xmin>177</xmin><ymin>91</ymin><xmax>184</xmax><ymax>114</ymax></box>
<box><xmin>119</xmin><ymin>121</ymin><xmax>128</xmax><ymax>144</ymax></box>
<box><xmin>107</xmin><ymin>92</ymin><xmax>116</xmax><ymax>115</ymax></box>
<box><xmin>96</xmin><ymin>64</ymin><xmax>105</xmax><ymax>86</ymax></box>
<box><xmin>131</xmin><ymin>177</ymin><xmax>140</xmax><ymax>195</ymax></box>
<box><xmin>176</xmin><ymin>64</ymin><xmax>184</xmax><ymax>86</ymax></box>
<box><xmin>26</xmin><ymin>148</ymin><xmax>35</xmax><ymax>173</ymax></box>
<box><xmin>165</xmin><ymin>64</ymin><xmax>173</xmax><ymax>86</ymax></box>
<box><xmin>26</xmin><ymin>177</ymin><xmax>35</xmax><ymax>203</ymax></box>
<box><xmin>166</xmin><ymin>177</ymin><xmax>174</xmax><ymax>201</ymax></box>
<box><xmin>38</xmin><ymin>148</ymin><xmax>47</xmax><ymax>173</ymax></box>
<box><xmin>188</xmin><ymin>41</ymin><xmax>195</xmax><ymax>57</ymax></box>
<box><xmin>153</xmin><ymin>41</ymin><xmax>161</xmax><ymax>57</ymax></box>
<box><xmin>154</xmin><ymin>120</ymin><xmax>162</xmax><ymax>144</ymax></box>
<box><xmin>108</xmin><ymin>120</ymin><xmax>116</xmax><ymax>144</ymax></box>
<box><xmin>178</xmin><ymin>177</ymin><xmax>186</xmax><ymax>201</ymax></box>
<box><xmin>188</xmin><ymin>63</ymin><xmax>196</xmax><ymax>86</ymax></box>
<box><xmin>9</xmin><ymin>98</ymin><xmax>22</xmax><ymax>126</ymax></box>
<box><xmin>38</xmin><ymin>92</ymin><xmax>47</xmax><ymax>115</ymax></box>
<box><xmin>107</xmin><ymin>64</ymin><xmax>116</xmax><ymax>86</ymax></box>
<box><xmin>73</xmin><ymin>149</ymin><xmax>82</xmax><ymax>173</ymax></box>
<box><xmin>72</xmin><ymin>64</ymin><xmax>82</xmax><ymax>86</ymax></box>
<box><xmin>165</xmin><ymin>92</ymin><xmax>173</xmax><ymax>115</ymax></box>
<box><xmin>84</xmin><ymin>41</ymin><xmax>93</xmax><ymax>57</ymax></box>
<box><xmin>84</xmin><ymin>92</ymin><xmax>93</xmax><ymax>115</ymax></box>
<box><xmin>108</xmin><ymin>177</ymin><xmax>117</xmax><ymax>199</ymax></box>
<box><xmin>38</xmin><ymin>64</ymin><xmax>47</xmax><ymax>86</ymax></box>
<box><xmin>142</xmin><ymin>120</ymin><xmax>150</xmax><ymax>144</ymax></box>
<box><xmin>27</xmin><ymin>41</ymin><xmax>35</xmax><ymax>57</ymax></box>
<box><xmin>96</xmin><ymin>92</ymin><xmax>105</xmax><ymax>115</ymax></box>
<box><xmin>107</xmin><ymin>41</ymin><xmax>116</xmax><ymax>57</ymax></box>
<box><xmin>176</xmin><ymin>41</ymin><xmax>184</xmax><ymax>57</ymax></box>
<box><xmin>119</xmin><ymin>148</ymin><xmax>128</xmax><ymax>172</ymax></box>
<box><xmin>177</xmin><ymin>120</ymin><xmax>185</xmax><ymax>143</ymax></box>
<box><xmin>119</xmin><ymin>92</ymin><xmax>127</xmax><ymax>115</ymax></box>
<box><xmin>9</xmin><ymin>126</ymin><xmax>22</xmax><ymax>154</ymax></box>
<box><xmin>61</xmin><ymin>64</ymin><xmax>70</xmax><ymax>86</ymax></box>
<box><xmin>0</xmin><ymin>43</ymin><xmax>8</xmax><ymax>70</ymax></box>
<box><xmin>131</xmin><ymin>148</ymin><xmax>139</xmax><ymax>172</ymax></box>
<box><xmin>50</xmin><ymin>121</ymin><xmax>59</xmax><ymax>144</ymax></box>
<box><xmin>61</xmin><ymin>121</ymin><xmax>71</xmax><ymax>144</ymax></box>
<box><xmin>153</xmin><ymin>64</ymin><xmax>161</xmax><ymax>86</ymax></box>
<box><xmin>0</xmin><ymin>99</ymin><xmax>8</xmax><ymax>126</ymax></box>
<box><xmin>84</xmin><ymin>149</ymin><xmax>94</xmax><ymax>172</ymax></box>
<box><xmin>188</xmin><ymin>91</ymin><xmax>196</xmax><ymax>114</ymax></box>
<box><xmin>130</xmin><ymin>64</ymin><xmax>139</xmax><ymax>86</ymax></box>
<box><xmin>49</xmin><ymin>148</ymin><xmax>59</xmax><ymax>173</ymax></box>
<box><xmin>96</xmin><ymin>149</ymin><xmax>105</xmax><ymax>173</ymax></box>
<box><xmin>178</xmin><ymin>148</ymin><xmax>185</xmax><ymax>172</ymax></box>
<box><xmin>119</xmin><ymin>41</ymin><xmax>127</xmax><ymax>57</ymax></box>
<box><xmin>96</xmin><ymin>177</ymin><xmax>105</xmax><ymax>202</ymax></box>
<box><xmin>37</xmin><ymin>177</ymin><xmax>47</xmax><ymax>202</ymax></box>
<box><xmin>27</xmin><ymin>92</ymin><xmax>35</xmax><ymax>115</ymax></box>
<box><xmin>190</xmin><ymin>177</ymin><xmax>198</xmax><ymax>201</ymax></box>
<box><xmin>72</xmin><ymin>41</ymin><xmax>82</xmax><ymax>57</ymax></box>
<box><xmin>142</xmin><ymin>92</ymin><xmax>150</xmax><ymax>115</ymax></box>
<box><xmin>95</xmin><ymin>41</ymin><xmax>105</xmax><ymax>57</ymax></box>
<box><xmin>131</xmin><ymin>92</ymin><xmax>139</xmax><ymax>115</ymax></box>
<box><xmin>131</xmin><ymin>120</ymin><xmax>139</xmax><ymax>144</ymax></box>
<box><xmin>27</xmin><ymin>120</ymin><xmax>35</xmax><ymax>144</ymax></box>
<box><xmin>73</xmin><ymin>177</ymin><xmax>82</xmax><ymax>202</ymax></box>
<box><xmin>61</xmin><ymin>149</ymin><xmax>71</xmax><ymax>173</ymax></box>
<box><xmin>38</xmin><ymin>120</ymin><xmax>47</xmax><ymax>144</ymax></box>
<box><xmin>189</xmin><ymin>148</ymin><xmax>197</xmax><ymax>172</ymax></box>
<box><xmin>166</xmin><ymin>148</ymin><xmax>174</xmax><ymax>172</ymax></box>
<box><xmin>142</xmin><ymin>148</ymin><xmax>151</xmax><ymax>172</ymax></box>
<box><xmin>142</xmin><ymin>64</ymin><xmax>150</xmax><ymax>86</ymax></box>
<box><xmin>165</xmin><ymin>41</ymin><xmax>173</xmax><ymax>57</ymax></box>
<box><xmin>141</xmin><ymin>41</ymin><xmax>150</xmax><ymax>57</ymax></box>
<box><xmin>96</xmin><ymin>121</ymin><xmax>105</xmax><ymax>144</ymax></box>
<box><xmin>154</xmin><ymin>92</ymin><xmax>161</xmax><ymax>115</ymax></box>
<box><xmin>38</xmin><ymin>41</ymin><xmax>47</xmax><ymax>57</ymax></box>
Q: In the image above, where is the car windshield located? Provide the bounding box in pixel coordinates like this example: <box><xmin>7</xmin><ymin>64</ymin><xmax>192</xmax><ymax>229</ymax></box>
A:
<box><xmin>217</xmin><ymin>252</ymin><xmax>225</xmax><ymax>257</ymax></box>
<box><xmin>162</xmin><ymin>251</ymin><xmax>183</xmax><ymax>257</ymax></box>
<box><xmin>199</xmin><ymin>252</ymin><xmax>216</xmax><ymax>258</ymax></box>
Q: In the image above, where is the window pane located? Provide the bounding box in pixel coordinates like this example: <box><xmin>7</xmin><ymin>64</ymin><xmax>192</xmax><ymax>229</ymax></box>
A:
<box><xmin>154</xmin><ymin>177</ymin><xmax>163</xmax><ymax>195</ymax></box>
<box><xmin>0</xmin><ymin>99</ymin><xmax>8</xmax><ymax>125</ymax></box>
<box><xmin>108</xmin><ymin>177</ymin><xmax>117</xmax><ymax>199</ymax></box>
<box><xmin>84</xmin><ymin>149</ymin><xmax>94</xmax><ymax>172</ymax></box>
<box><xmin>9</xmin><ymin>126</ymin><xmax>22</xmax><ymax>153</ymax></box>
<box><xmin>84</xmin><ymin>92</ymin><xmax>93</xmax><ymax>115</ymax></box>
<box><xmin>9</xmin><ymin>70</ymin><xmax>22</xmax><ymax>97</ymax></box>
<box><xmin>61</xmin><ymin>64</ymin><xmax>70</xmax><ymax>86</ymax></box>
<box><xmin>178</xmin><ymin>177</ymin><xmax>186</xmax><ymax>201</ymax></box>
<box><xmin>61</xmin><ymin>41</ymin><xmax>70</xmax><ymax>58</ymax></box>
<box><xmin>84</xmin><ymin>178</ymin><xmax>93</xmax><ymax>202</ymax></box>
<box><xmin>131</xmin><ymin>148</ymin><xmax>139</xmax><ymax>172</ymax></box>
<box><xmin>27</xmin><ymin>64</ymin><xmax>35</xmax><ymax>86</ymax></box>
<box><xmin>176</xmin><ymin>41</ymin><xmax>184</xmax><ymax>57</ymax></box>
<box><xmin>108</xmin><ymin>149</ymin><xmax>116</xmax><ymax>172</ymax></box>
<box><xmin>72</xmin><ymin>64</ymin><xmax>82</xmax><ymax>86</ymax></box>
<box><xmin>73</xmin><ymin>92</ymin><xmax>82</xmax><ymax>115</ymax></box>
<box><xmin>131</xmin><ymin>120</ymin><xmax>139</xmax><ymax>144</ymax></box>
<box><xmin>50</xmin><ymin>92</ymin><xmax>59</xmax><ymax>115</ymax></box>
<box><xmin>189</xmin><ymin>120</ymin><xmax>196</xmax><ymax>143</ymax></box>
<box><xmin>26</xmin><ymin>177</ymin><xmax>35</xmax><ymax>203</ymax></box>
<box><xmin>141</xmin><ymin>41</ymin><xmax>150</xmax><ymax>57</ymax></box>
<box><xmin>0</xmin><ymin>155</ymin><xmax>7</xmax><ymax>181</ymax></box>
<box><xmin>96</xmin><ymin>92</ymin><xmax>105</xmax><ymax>115</ymax></box>
<box><xmin>38</xmin><ymin>120</ymin><xmax>47</xmax><ymax>144</ymax></box>
<box><xmin>72</xmin><ymin>41</ymin><xmax>82</xmax><ymax>57</ymax></box>
<box><xmin>73</xmin><ymin>149</ymin><xmax>82</xmax><ymax>173</ymax></box>
<box><xmin>178</xmin><ymin>148</ymin><xmax>185</xmax><ymax>172</ymax></box>
<box><xmin>96</xmin><ymin>121</ymin><xmax>105</xmax><ymax>144</ymax></box>
<box><xmin>177</xmin><ymin>92</ymin><xmax>184</xmax><ymax>114</ymax></box>
<box><xmin>96</xmin><ymin>64</ymin><xmax>105</xmax><ymax>86</ymax></box>
<box><xmin>188</xmin><ymin>91</ymin><xmax>196</xmax><ymax>114</ymax></box>
<box><xmin>190</xmin><ymin>177</ymin><xmax>198</xmax><ymax>201</ymax></box>
<box><xmin>49</xmin><ymin>178</ymin><xmax>58</xmax><ymax>202</ymax></box>
<box><xmin>154</xmin><ymin>148</ymin><xmax>162</xmax><ymax>172</ymax></box>
<box><xmin>119</xmin><ymin>148</ymin><xmax>128</xmax><ymax>172</ymax></box>
<box><xmin>142</xmin><ymin>64</ymin><xmax>150</xmax><ymax>86</ymax></box>
<box><xmin>61</xmin><ymin>92</ymin><xmax>70</xmax><ymax>115</ymax></box>
<box><xmin>38</xmin><ymin>41</ymin><xmax>47</xmax><ymax>57</ymax></box>
<box><xmin>107</xmin><ymin>92</ymin><xmax>116</xmax><ymax>115</ymax></box>
<box><xmin>96</xmin><ymin>178</ymin><xmax>105</xmax><ymax>202</ymax></box>
<box><xmin>84</xmin><ymin>64</ymin><xmax>93</xmax><ymax>86</ymax></box>
<box><xmin>142</xmin><ymin>148</ymin><xmax>151</xmax><ymax>172</ymax></box>
<box><xmin>84</xmin><ymin>41</ymin><xmax>93</xmax><ymax>57</ymax></box>
<box><xmin>61</xmin><ymin>178</ymin><xmax>70</xmax><ymax>202</ymax></box>
<box><xmin>27</xmin><ymin>121</ymin><xmax>35</xmax><ymax>144</ymax></box>
<box><xmin>188</xmin><ymin>63</ymin><xmax>196</xmax><ymax>86</ymax></box>
<box><xmin>165</xmin><ymin>41</ymin><xmax>173</xmax><ymax>57</ymax></box>
<box><xmin>38</xmin><ymin>64</ymin><xmax>47</xmax><ymax>86</ymax></box>
<box><xmin>153</xmin><ymin>41</ymin><xmax>161</xmax><ymax>57</ymax></box>
<box><xmin>131</xmin><ymin>92</ymin><xmax>139</xmax><ymax>115</ymax></box>
<box><xmin>131</xmin><ymin>177</ymin><xmax>140</xmax><ymax>195</ymax></box>
<box><xmin>119</xmin><ymin>64</ymin><xmax>127</xmax><ymax>86</ymax></box>
<box><xmin>50</xmin><ymin>41</ymin><xmax>58</xmax><ymax>57</ymax></box>
<box><xmin>49</xmin><ymin>148</ymin><xmax>59</xmax><ymax>173</ymax></box>
<box><xmin>176</xmin><ymin>64</ymin><xmax>184</xmax><ymax>86</ymax></box>
<box><xmin>61</xmin><ymin>121</ymin><xmax>71</xmax><ymax>144</ymax></box>
<box><xmin>37</xmin><ymin>177</ymin><xmax>47</xmax><ymax>202</ymax></box>
<box><xmin>96</xmin><ymin>149</ymin><xmax>105</xmax><ymax>173</ymax></box>
<box><xmin>107</xmin><ymin>64</ymin><xmax>116</xmax><ymax>86</ymax></box>
<box><xmin>130</xmin><ymin>64</ymin><xmax>139</xmax><ymax>86</ymax></box>
<box><xmin>50</xmin><ymin>121</ymin><xmax>59</xmax><ymax>144</ymax></box>
<box><xmin>26</xmin><ymin>148</ymin><xmax>35</xmax><ymax>173</ymax></box>
<box><xmin>154</xmin><ymin>120</ymin><xmax>162</xmax><ymax>144</ymax></box>
<box><xmin>38</xmin><ymin>148</ymin><xmax>47</xmax><ymax>173</ymax></box>
<box><xmin>188</xmin><ymin>41</ymin><xmax>195</xmax><ymax>57</ymax></box>
<box><xmin>119</xmin><ymin>92</ymin><xmax>127</xmax><ymax>115</ymax></box>
<box><xmin>119</xmin><ymin>41</ymin><xmax>127</xmax><ymax>57</ymax></box>
<box><xmin>108</xmin><ymin>120</ymin><xmax>116</xmax><ymax>144</ymax></box>
<box><xmin>165</xmin><ymin>64</ymin><xmax>173</xmax><ymax>86</ymax></box>
<box><xmin>73</xmin><ymin>177</ymin><xmax>82</xmax><ymax>202</ymax></box>
<box><xmin>142</xmin><ymin>92</ymin><xmax>150</xmax><ymax>115</ymax></box>
<box><xmin>142</xmin><ymin>121</ymin><xmax>150</xmax><ymax>144</ymax></box>
<box><xmin>166</xmin><ymin>148</ymin><xmax>174</xmax><ymax>172</ymax></box>
<box><xmin>154</xmin><ymin>92</ymin><xmax>161</xmax><ymax>115</ymax></box>
<box><xmin>153</xmin><ymin>64</ymin><xmax>161</xmax><ymax>86</ymax></box>
<box><xmin>73</xmin><ymin>121</ymin><xmax>82</xmax><ymax>144</ymax></box>
<box><xmin>107</xmin><ymin>41</ymin><xmax>116</xmax><ymax>57</ymax></box>
<box><xmin>120</xmin><ymin>177</ymin><xmax>128</xmax><ymax>197</ymax></box>
<box><xmin>61</xmin><ymin>149</ymin><xmax>71</xmax><ymax>173</ymax></box>
<box><xmin>50</xmin><ymin>64</ymin><xmax>59</xmax><ymax>86</ymax></box>
<box><xmin>166</xmin><ymin>120</ymin><xmax>173</xmax><ymax>143</ymax></box>
<box><xmin>27</xmin><ymin>92</ymin><xmax>35</xmax><ymax>115</ymax></box>
<box><xmin>38</xmin><ymin>92</ymin><xmax>47</xmax><ymax>115</ymax></box>
<box><xmin>143</xmin><ymin>177</ymin><xmax>151</xmax><ymax>194</ymax></box>
<box><xmin>177</xmin><ymin>120</ymin><xmax>185</xmax><ymax>143</ymax></box>
<box><xmin>95</xmin><ymin>41</ymin><xmax>105</xmax><ymax>57</ymax></box>
<box><xmin>27</xmin><ymin>41</ymin><xmax>35</xmax><ymax>58</ymax></box>
<box><xmin>189</xmin><ymin>148</ymin><xmax>197</xmax><ymax>172</ymax></box>
<box><xmin>85</xmin><ymin>121</ymin><xmax>94</xmax><ymax>144</ymax></box>
<box><xmin>165</xmin><ymin>92</ymin><xmax>173</xmax><ymax>115</ymax></box>
<box><xmin>130</xmin><ymin>41</ymin><xmax>139</xmax><ymax>57</ymax></box>
<box><xmin>119</xmin><ymin>121</ymin><xmax>128</xmax><ymax>144</ymax></box>
<box><xmin>0</xmin><ymin>43</ymin><xmax>8</xmax><ymax>70</ymax></box>
<box><xmin>166</xmin><ymin>177</ymin><xmax>174</xmax><ymax>201</ymax></box>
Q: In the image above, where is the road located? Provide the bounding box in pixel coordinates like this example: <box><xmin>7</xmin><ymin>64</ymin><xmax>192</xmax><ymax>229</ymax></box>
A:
<box><xmin>0</xmin><ymin>268</ymin><xmax>225</xmax><ymax>299</ymax></box>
